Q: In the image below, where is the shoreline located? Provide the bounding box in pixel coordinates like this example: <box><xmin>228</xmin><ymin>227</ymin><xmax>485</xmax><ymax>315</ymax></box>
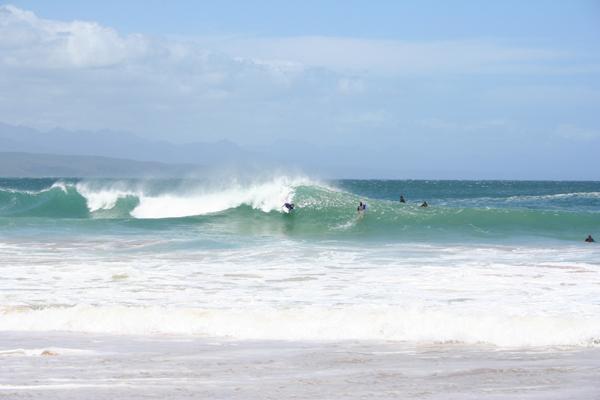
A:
<box><xmin>2</xmin><ymin>331</ymin><xmax>599</xmax><ymax>399</ymax></box>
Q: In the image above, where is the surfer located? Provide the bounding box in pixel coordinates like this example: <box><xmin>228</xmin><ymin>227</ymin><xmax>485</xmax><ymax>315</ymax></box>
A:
<box><xmin>283</xmin><ymin>203</ymin><xmax>295</xmax><ymax>212</ymax></box>
<box><xmin>420</xmin><ymin>201</ymin><xmax>428</xmax><ymax>208</ymax></box>
<box><xmin>399</xmin><ymin>195</ymin><xmax>406</xmax><ymax>203</ymax></box>
<box><xmin>357</xmin><ymin>201</ymin><xmax>367</xmax><ymax>212</ymax></box>
<box><xmin>585</xmin><ymin>234</ymin><xmax>595</xmax><ymax>243</ymax></box>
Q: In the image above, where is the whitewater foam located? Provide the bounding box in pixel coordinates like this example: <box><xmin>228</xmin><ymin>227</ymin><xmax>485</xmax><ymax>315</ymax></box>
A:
<box><xmin>2</xmin><ymin>236</ymin><xmax>600</xmax><ymax>348</ymax></box>
<box><xmin>1</xmin><ymin>305</ymin><xmax>598</xmax><ymax>347</ymax></box>
<box><xmin>505</xmin><ymin>191</ymin><xmax>600</xmax><ymax>201</ymax></box>
<box><xmin>0</xmin><ymin>347</ymin><xmax>96</xmax><ymax>357</ymax></box>
<box><xmin>130</xmin><ymin>176</ymin><xmax>315</xmax><ymax>218</ymax></box>
<box><xmin>50</xmin><ymin>181</ymin><xmax>69</xmax><ymax>193</ymax></box>
<box><xmin>75</xmin><ymin>182</ymin><xmax>139</xmax><ymax>212</ymax></box>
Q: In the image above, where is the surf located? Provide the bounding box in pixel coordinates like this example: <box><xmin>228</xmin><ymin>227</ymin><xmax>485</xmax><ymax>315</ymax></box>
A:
<box><xmin>1</xmin><ymin>304</ymin><xmax>599</xmax><ymax>347</ymax></box>
<box><xmin>0</xmin><ymin>178</ymin><xmax>599</xmax><ymax>242</ymax></box>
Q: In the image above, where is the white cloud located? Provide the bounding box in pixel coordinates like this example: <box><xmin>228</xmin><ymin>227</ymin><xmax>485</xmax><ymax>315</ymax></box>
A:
<box><xmin>198</xmin><ymin>36</ymin><xmax>574</xmax><ymax>76</ymax></box>
<box><xmin>0</xmin><ymin>4</ymin><xmax>598</xmax><ymax>155</ymax></box>
<box><xmin>0</xmin><ymin>5</ymin><xmax>149</xmax><ymax>68</ymax></box>
<box><xmin>0</xmin><ymin>5</ymin><xmax>327</xmax><ymax>139</ymax></box>
<box><xmin>2</xmin><ymin>5</ymin><xmax>586</xmax><ymax>76</ymax></box>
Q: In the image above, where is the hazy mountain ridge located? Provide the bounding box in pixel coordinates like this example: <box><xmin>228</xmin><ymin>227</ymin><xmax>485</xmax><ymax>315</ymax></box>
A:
<box><xmin>0</xmin><ymin>122</ymin><xmax>358</xmax><ymax>178</ymax></box>
<box><xmin>0</xmin><ymin>152</ymin><xmax>199</xmax><ymax>178</ymax></box>
<box><xmin>0</xmin><ymin>122</ymin><xmax>254</xmax><ymax>165</ymax></box>
<box><xmin>4</xmin><ymin>122</ymin><xmax>592</xmax><ymax>180</ymax></box>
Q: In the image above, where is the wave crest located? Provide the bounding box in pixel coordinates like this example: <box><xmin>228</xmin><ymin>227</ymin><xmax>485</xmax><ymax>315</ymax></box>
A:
<box><xmin>131</xmin><ymin>176</ymin><xmax>313</xmax><ymax>219</ymax></box>
<box><xmin>0</xmin><ymin>175</ymin><xmax>318</xmax><ymax>218</ymax></box>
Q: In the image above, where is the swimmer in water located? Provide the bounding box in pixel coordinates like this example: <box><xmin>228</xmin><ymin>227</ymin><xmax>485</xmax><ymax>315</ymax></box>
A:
<box><xmin>420</xmin><ymin>201</ymin><xmax>428</xmax><ymax>208</ymax></box>
<box><xmin>585</xmin><ymin>234</ymin><xmax>595</xmax><ymax>243</ymax></box>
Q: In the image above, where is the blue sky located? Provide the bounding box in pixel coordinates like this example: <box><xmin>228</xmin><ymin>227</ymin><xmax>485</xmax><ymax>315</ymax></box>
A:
<box><xmin>7</xmin><ymin>0</ymin><xmax>600</xmax><ymax>41</ymax></box>
<box><xmin>1</xmin><ymin>1</ymin><xmax>599</xmax><ymax>178</ymax></box>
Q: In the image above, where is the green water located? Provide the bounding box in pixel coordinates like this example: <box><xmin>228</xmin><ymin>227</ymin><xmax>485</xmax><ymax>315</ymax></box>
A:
<box><xmin>0</xmin><ymin>178</ymin><xmax>598</xmax><ymax>244</ymax></box>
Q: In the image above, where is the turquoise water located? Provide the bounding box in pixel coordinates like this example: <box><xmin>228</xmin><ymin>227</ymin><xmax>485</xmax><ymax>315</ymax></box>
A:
<box><xmin>0</xmin><ymin>177</ymin><xmax>598</xmax><ymax>244</ymax></box>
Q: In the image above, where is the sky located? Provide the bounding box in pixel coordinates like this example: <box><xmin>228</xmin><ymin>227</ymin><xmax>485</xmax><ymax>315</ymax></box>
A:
<box><xmin>1</xmin><ymin>1</ymin><xmax>599</xmax><ymax>178</ymax></box>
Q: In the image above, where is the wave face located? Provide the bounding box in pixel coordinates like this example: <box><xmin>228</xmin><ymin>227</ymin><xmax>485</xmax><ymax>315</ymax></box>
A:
<box><xmin>0</xmin><ymin>178</ymin><xmax>599</xmax><ymax>241</ymax></box>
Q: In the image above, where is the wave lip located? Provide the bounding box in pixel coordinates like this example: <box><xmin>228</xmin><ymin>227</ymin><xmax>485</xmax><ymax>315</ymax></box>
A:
<box><xmin>2</xmin><ymin>305</ymin><xmax>599</xmax><ymax>348</ymax></box>
<box><xmin>130</xmin><ymin>176</ymin><xmax>314</xmax><ymax>219</ymax></box>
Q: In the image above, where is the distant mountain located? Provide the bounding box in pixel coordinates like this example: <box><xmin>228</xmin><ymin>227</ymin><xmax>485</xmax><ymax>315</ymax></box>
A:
<box><xmin>0</xmin><ymin>122</ymin><xmax>256</xmax><ymax>165</ymax></box>
<box><xmin>0</xmin><ymin>152</ymin><xmax>199</xmax><ymax>178</ymax></box>
<box><xmin>0</xmin><ymin>122</ymin><xmax>406</xmax><ymax>179</ymax></box>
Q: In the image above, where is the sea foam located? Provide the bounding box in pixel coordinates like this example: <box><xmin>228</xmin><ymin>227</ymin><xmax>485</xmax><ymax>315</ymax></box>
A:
<box><xmin>130</xmin><ymin>176</ymin><xmax>312</xmax><ymax>218</ymax></box>
<box><xmin>1</xmin><ymin>305</ymin><xmax>598</xmax><ymax>347</ymax></box>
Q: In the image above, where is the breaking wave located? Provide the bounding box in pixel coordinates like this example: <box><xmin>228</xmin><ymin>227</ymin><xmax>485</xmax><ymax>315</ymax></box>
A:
<box><xmin>0</xmin><ymin>177</ymin><xmax>598</xmax><ymax>240</ymax></box>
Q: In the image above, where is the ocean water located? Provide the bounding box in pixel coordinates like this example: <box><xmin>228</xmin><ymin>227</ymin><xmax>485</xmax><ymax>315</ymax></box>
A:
<box><xmin>1</xmin><ymin>176</ymin><xmax>600</xmax><ymax>398</ymax></box>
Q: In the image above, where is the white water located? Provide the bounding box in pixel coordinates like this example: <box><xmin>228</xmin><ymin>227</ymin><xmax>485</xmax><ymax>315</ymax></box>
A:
<box><xmin>71</xmin><ymin>175</ymin><xmax>316</xmax><ymax>217</ymax></box>
<box><xmin>131</xmin><ymin>176</ymin><xmax>306</xmax><ymax>218</ymax></box>
<box><xmin>3</xmin><ymin>179</ymin><xmax>599</xmax><ymax>399</ymax></box>
<box><xmin>75</xmin><ymin>182</ymin><xmax>138</xmax><ymax>212</ymax></box>
<box><xmin>1</xmin><ymin>239</ymin><xmax>599</xmax><ymax>347</ymax></box>
<box><xmin>2</xmin><ymin>304</ymin><xmax>599</xmax><ymax>346</ymax></box>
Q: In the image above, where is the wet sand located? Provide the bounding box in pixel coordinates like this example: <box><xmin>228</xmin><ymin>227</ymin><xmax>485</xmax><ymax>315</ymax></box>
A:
<box><xmin>2</xmin><ymin>332</ymin><xmax>599</xmax><ymax>399</ymax></box>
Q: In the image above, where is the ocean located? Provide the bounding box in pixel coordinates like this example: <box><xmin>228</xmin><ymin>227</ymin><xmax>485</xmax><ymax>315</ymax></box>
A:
<box><xmin>1</xmin><ymin>176</ymin><xmax>599</xmax><ymax>398</ymax></box>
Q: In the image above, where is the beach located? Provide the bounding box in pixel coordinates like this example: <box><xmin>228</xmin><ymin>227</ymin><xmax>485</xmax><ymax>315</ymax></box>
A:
<box><xmin>1</xmin><ymin>177</ymin><xmax>599</xmax><ymax>398</ymax></box>
<box><xmin>3</xmin><ymin>332</ymin><xmax>600</xmax><ymax>399</ymax></box>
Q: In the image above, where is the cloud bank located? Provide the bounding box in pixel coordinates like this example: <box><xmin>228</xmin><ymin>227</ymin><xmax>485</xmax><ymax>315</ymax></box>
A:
<box><xmin>0</xmin><ymin>4</ymin><xmax>598</xmax><ymax>178</ymax></box>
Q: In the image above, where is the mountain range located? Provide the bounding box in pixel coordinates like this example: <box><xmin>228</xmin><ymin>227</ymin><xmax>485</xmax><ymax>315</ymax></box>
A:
<box><xmin>0</xmin><ymin>122</ymin><xmax>254</xmax><ymax>165</ymax></box>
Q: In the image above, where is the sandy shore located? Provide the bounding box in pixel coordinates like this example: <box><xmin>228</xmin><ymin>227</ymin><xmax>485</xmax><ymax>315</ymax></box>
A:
<box><xmin>1</xmin><ymin>331</ymin><xmax>599</xmax><ymax>399</ymax></box>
